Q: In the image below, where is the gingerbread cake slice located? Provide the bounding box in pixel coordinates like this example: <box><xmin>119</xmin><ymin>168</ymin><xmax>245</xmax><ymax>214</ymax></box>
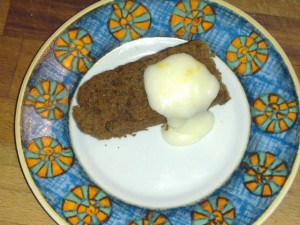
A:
<box><xmin>72</xmin><ymin>40</ymin><xmax>230</xmax><ymax>140</ymax></box>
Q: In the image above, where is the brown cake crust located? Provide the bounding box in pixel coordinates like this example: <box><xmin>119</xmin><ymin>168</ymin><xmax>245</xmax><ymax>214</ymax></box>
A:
<box><xmin>73</xmin><ymin>40</ymin><xmax>230</xmax><ymax>140</ymax></box>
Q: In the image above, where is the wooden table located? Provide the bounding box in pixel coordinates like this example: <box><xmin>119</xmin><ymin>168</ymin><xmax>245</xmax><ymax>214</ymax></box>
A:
<box><xmin>0</xmin><ymin>0</ymin><xmax>299</xmax><ymax>224</ymax></box>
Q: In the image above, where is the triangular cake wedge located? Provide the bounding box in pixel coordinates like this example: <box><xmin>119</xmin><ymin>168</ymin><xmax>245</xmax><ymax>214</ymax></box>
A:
<box><xmin>73</xmin><ymin>40</ymin><xmax>230</xmax><ymax>140</ymax></box>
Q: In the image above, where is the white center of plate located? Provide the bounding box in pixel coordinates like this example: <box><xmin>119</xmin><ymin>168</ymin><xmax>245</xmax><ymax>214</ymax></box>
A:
<box><xmin>69</xmin><ymin>37</ymin><xmax>251</xmax><ymax>209</ymax></box>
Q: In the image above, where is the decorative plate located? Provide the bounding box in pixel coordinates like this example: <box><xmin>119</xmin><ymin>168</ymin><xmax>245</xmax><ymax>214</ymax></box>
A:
<box><xmin>15</xmin><ymin>0</ymin><xmax>300</xmax><ymax>224</ymax></box>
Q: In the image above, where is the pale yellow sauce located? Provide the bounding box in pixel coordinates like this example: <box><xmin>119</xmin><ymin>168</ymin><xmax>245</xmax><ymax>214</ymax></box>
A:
<box><xmin>144</xmin><ymin>53</ymin><xmax>220</xmax><ymax>145</ymax></box>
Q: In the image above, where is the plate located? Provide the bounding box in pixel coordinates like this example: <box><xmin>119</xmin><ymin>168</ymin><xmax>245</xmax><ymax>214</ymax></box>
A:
<box><xmin>15</xmin><ymin>0</ymin><xmax>300</xmax><ymax>224</ymax></box>
<box><xmin>69</xmin><ymin>37</ymin><xmax>251</xmax><ymax>209</ymax></box>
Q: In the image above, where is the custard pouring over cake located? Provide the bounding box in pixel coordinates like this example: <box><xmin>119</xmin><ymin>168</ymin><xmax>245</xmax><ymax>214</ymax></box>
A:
<box><xmin>73</xmin><ymin>40</ymin><xmax>230</xmax><ymax>144</ymax></box>
<box><xmin>144</xmin><ymin>53</ymin><xmax>220</xmax><ymax>145</ymax></box>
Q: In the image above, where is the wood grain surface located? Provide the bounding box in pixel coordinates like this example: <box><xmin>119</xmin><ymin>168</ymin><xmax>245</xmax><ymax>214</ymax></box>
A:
<box><xmin>0</xmin><ymin>0</ymin><xmax>299</xmax><ymax>224</ymax></box>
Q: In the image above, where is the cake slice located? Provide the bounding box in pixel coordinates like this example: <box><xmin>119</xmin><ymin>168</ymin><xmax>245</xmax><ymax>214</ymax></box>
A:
<box><xmin>72</xmin><ymin>40</ymin><xmax>230</xmax><ymax>140</ymax></box>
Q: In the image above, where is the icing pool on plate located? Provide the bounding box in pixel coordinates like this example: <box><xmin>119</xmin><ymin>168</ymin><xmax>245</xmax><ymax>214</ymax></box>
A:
<box><xmin>69</xmin><ymin>37</ymin><xmax>251</xmax><ymax>209</ymax></box>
